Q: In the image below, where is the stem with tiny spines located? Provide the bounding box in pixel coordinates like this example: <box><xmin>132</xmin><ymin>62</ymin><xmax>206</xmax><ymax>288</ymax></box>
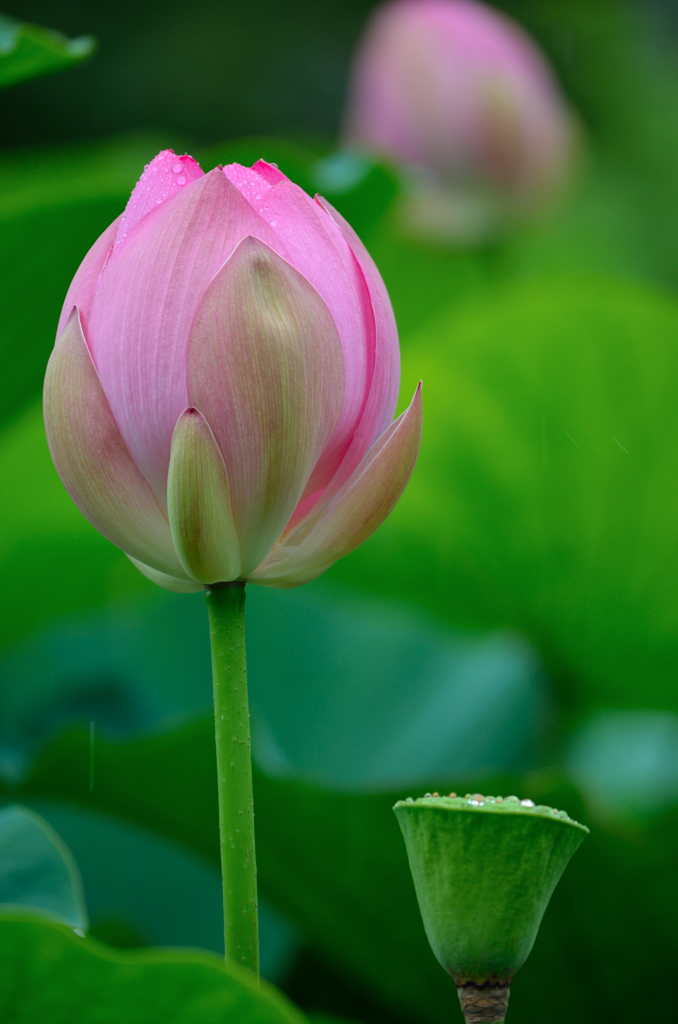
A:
<box><xmin>204</xmin><ymin>581</ymin><xmax>258</xmax><ymax>977</ymax></box>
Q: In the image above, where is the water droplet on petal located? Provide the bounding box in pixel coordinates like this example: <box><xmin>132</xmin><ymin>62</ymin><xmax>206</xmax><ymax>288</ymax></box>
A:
<box><xmin>173</xmin><ymin>163</ymin><xmax>183</xmax><ymax>173</ymax></box>
<box><xmin>176</xmin><ymin>176</ymin><xmax>186</xmax><ymax>185</ymax></box>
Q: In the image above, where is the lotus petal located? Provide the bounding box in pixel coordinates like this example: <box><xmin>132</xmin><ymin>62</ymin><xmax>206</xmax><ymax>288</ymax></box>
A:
<box><xmin>250</xmin><ymin>383</ymin><xmax>422</xmax><ymax>586</ymax></box>
<box><xmin>313</xmin><ymin>195</ymin><xmax>400</xmax><ymax>491</ymax></box>
<box><xmin>167</xmin><ymin>408</ymin><xmax>241</xmax><ymax>583</ymax></box>
<box><xmin>187</xmin><ymin>236</ymin><xmax>344</xmax><ymax>575</ymax></box>
<box><xmin>44</xmin><ymin>308</ymin><xmax>188</xmax><ymax>579</ymax></box>
<box><xmin>114</xmin><ymin>150</ymin><xmax>204</xmax><ymax>248</ymax></box>
<box><xmin>223</xmin><ymin>164</ymin><xmax>375</xmax><ymax>494</ymax></box>
<box><xmin>87</xmin><ymin>169</ymin><xmax>279</xmax><ymax>503</ymax></box>
<box><xmin>127</xmin><ymin>556</ymin><xmax>203</xmax><ymax>593</ymax></box>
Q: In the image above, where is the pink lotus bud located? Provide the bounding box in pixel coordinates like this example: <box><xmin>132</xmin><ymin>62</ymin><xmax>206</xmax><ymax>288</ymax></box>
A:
<box><xmin>345</xmin><ymin>0</ymin><xmax>573</xmax><ymax>241</ymax></box>
<box><xmin>44</xmin><ymin>150</ymin><xmax>422</xmax><ymax>591</ymax></box>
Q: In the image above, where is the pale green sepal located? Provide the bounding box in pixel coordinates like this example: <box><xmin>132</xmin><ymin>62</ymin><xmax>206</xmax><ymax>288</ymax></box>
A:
<box><xmin>43</xmin><ymin>308</ymin><xmax>190</xmax><ymax>581</ymax></box>
<box><xmin>394</xmin><ymin>794</ymin><xmax>587</xmax><ymax>988</ymax></box>
<box><xmin>127</xmin><ymin>555</ymin><xmax>203</xmax><ymax>593</ymax></box>
<box><xmin>167</xmin><ymin>408</ymin><xmax>241</xmax><ymax>584</ymax></box>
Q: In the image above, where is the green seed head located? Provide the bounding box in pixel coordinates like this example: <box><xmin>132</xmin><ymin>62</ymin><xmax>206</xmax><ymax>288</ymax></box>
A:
<box><xmin>394</xmin><ymin>793</ymin><xmax>588</xmax><ymax>1022</ymax></box>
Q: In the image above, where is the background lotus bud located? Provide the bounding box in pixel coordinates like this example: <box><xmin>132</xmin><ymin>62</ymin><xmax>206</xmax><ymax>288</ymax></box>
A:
<box><xmin>44</xmin><ymin>149</ymin><xmax>422</xmax><ymax>592</ymax></box>
<box><xmin>345</xmin><ymin>0</ymin><xmax>574</xmax><ymax>242</ymax></box>
<box><xmin>394</xmin><ymin>793</ymin><xmax>588</xmax><ymax>1022</ymax></box>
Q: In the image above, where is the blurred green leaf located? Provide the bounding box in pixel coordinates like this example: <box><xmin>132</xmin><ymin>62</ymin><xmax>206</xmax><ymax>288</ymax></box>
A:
<box><xmin>0</xmin><ymin>805</ymin><xmax>87</xmax><ymax>929</ymax></box>
<box><xmin>0</xmin><ymin>400</ymin><xmax>151</xmax><ymax>657</ymax></box>
<box><xmin>0</xmin><ymin>15</ymin><xmax>94</xmax><ymax>90</ymax></box>
<box><xmin>0</xmin><ymin>912</ymin><xmax>304</xmax><ymax>1023</ymax></box>
<box><xmin>309</xmin><ymin>151</ymin><xmax>397</xmax><ymax>240</ymax></box>
<box><xmin>332</xmin><ymin>274</ymin><xmax>678</xmax><ymax>715</ymax></box>
<box><xmin>363</xmin><ymin>212</ymin><xmax>493</xmax><ymax>337</ymax></box>
<box><xmin>4</xmin><ymin>720</ymin><xmax>678</xmax><ymax>1023</ymax></box>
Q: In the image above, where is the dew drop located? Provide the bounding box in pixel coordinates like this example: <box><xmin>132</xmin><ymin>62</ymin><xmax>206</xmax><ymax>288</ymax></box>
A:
<box><xmin>173</xmin><ymin>163</ymin><xmax>183</xmax><ymax>173</ymax></box>
<box><xmin>506</xmin><ymin>796</ymin><xmax>520</xmax><ymax>804</ymax></box>
<box><xmin>521</xmin><ymin>799</ymin><xmax>535</xmax><ymax>807</ymax></box>
<box><xmin>176</xmin><ymin>176</ymin><xmax>186</xmax><ymax>185</ymax></box>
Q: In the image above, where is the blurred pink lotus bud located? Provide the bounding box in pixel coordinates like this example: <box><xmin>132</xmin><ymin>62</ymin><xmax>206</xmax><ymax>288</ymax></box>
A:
<box><xmin>44</xmin><ymin>150</ymin><xmax>422</xmax><ymax>591</ymax></box>
<box><xmin>345</xmin><ymin>0</ymin><xmax>573</xmax><ymax>241</ymax></box>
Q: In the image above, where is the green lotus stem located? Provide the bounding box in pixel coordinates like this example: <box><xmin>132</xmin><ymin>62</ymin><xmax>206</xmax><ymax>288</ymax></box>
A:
<box><xmin>205</xmin><ymin>581</ymin><xmax>258</xmax><ymax>977</ymax></box>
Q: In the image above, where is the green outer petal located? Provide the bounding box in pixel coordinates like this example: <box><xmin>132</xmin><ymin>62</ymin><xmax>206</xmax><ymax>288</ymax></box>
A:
<box><xmin>187</xmin><ymin>236</ymin><xmax>344</xmax><ymax>576</ymax></box>
<box><xmin>43</xmin><ymin>308</ymin><xmax>188</xmax><ymax>579</ymax></box>
<box><xmin>127</xmin><ymin>555</ymin><xmax>203</xmax><ymax>593</ymax></box>
<box><xmin>168</xmin><ymin>408</ymin><xmax>241</xmax><ymax>583</ymax></box>
<box><xmin>250</xmin><ymin>384</ymin><xmax>422</xmax><ymax>585</ymax></box>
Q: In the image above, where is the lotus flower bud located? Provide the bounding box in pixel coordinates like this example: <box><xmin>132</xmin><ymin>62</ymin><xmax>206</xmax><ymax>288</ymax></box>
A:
<box><xmin>345</xmin><ymin>0</ymin><xmax>574</xmax><ymax>242</ymax></box>
<box><xmin>394</xmin><ymin>793</ymin><xmax>588</xmax><ymax>1022</ymax></box>
<box><xmin>44</xmin><ymin>150</ymin><xmax>422</xmax><ymax>592</ymax></box>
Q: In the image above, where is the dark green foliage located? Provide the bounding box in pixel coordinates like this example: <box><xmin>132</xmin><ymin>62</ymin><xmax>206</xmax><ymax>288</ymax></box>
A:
<box><xmin>0</xmin><ymin>14</ymin><xmax>94</xmax><ymax>91</ymax></box>
<box><xmin>3</xmin><ymin>722</ymin><xmax>678</xmax><ymax>1023</ymax></box>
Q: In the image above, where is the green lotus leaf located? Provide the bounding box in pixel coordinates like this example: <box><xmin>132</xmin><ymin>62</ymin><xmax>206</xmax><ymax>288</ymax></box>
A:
<box><xmin>0</xmin><ymin>912</ymin><xmax>305</xmax><ymax>1023</ymax></box>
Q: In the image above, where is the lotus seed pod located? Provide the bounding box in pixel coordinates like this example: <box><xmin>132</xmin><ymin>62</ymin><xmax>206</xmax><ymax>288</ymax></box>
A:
<box><xmin>394</xmin><ymin>793</ymin><xmax>588</xmax><ymax>1022</ymax></box>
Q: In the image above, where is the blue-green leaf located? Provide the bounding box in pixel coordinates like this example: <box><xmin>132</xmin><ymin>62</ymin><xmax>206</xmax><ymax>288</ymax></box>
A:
<box><xmin>0</xmin><ymin>805</ymin><xmax>87</xmax><ymax>930</ymax></box>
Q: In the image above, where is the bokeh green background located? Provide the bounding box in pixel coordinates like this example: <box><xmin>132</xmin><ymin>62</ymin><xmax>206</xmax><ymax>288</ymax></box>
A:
<box><xmin>3</xmin><ymin>0</ymin><xmax>678</xmax><ymax>1021</ymax></box>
